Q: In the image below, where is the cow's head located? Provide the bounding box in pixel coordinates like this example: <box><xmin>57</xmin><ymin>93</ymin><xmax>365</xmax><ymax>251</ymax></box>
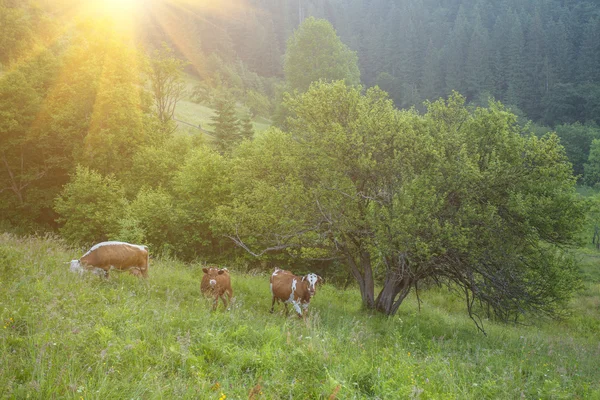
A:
<box><xmin>69</xmin><ymin>259</ymin><xmax>84</xmax><ymax>274</ymax></box>
<box><xmin>202</xmin><ymin>267</ymin><xmax>225</xmax><ymax>287</ymax></box>
<box><xmin>302</xmin><ymin>273</ymin><xmax>323</xmax><ymax>297</ymax></box>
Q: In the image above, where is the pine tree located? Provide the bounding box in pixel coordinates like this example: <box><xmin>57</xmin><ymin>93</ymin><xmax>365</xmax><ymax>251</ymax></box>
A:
<box><xmin>421</xmin><ymin>38</ymin><xmax>443</xmax><ymax>102</ymax></box>
<box><xmin>523</xmin><ymin>9</ymin><xmax>547</xmax><ymax>120</ymax></box>
<box><xmin>578</xmin><ymin>17</ymin><xmax>600</xmax><ymax>83</ymax></box>
<box><xmin>210</xmin><ymin>98</ymin><xmax>240</xmax><ymax>153</ymax></box>
<box><xmin>547</xmin><ymin>18</ymin><xmax>572</xmax><ymax>84</ymax></box>
<box><xmin>504</xmin><ymin>10</ymin><xmax>526</xmax><ymax>108</ymax></box>
<box><xmin>465</xmin><ymin>13</ymin><xmax>491</xmax><ymax>100</ymax></box>
<box><xmin>444</xmin><ymin>5</ymin><xmax>470</xmax><ymax>96</ymax></box>
<box><xmin>239</xmin><ymin>114</ymin><xmax>255</xmax><ymax>140</ymax></box>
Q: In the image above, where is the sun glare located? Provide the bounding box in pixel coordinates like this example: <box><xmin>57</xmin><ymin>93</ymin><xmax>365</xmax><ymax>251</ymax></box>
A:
<box><xmin>89</xmin><ymin>0</ymin><xmax>143</xmax><ymax>17</ymax></box>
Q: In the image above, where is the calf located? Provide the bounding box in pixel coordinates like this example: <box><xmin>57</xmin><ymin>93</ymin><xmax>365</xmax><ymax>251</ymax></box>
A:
<box><xmin>201</xmin><ymin>267</ymin><xmax>233</xmax><ymax>310</ymax></box>
<box><xmin>269</xmin><ymin>267</ymin><xmax>322</xmax><ymax>317</ymax></box>
<box><xmin>69</xmin><ymin>241</ymin><xmax>149</xmax><ymax>278</ymax></box>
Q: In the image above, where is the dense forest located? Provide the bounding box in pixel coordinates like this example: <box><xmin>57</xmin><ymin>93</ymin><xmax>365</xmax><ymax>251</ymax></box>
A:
<box><xmin>130</xmin><ymin>0</ymin><xmax>600</xmax><ymax>126</ymax></box>
<box><xmin>0</xmin><ymin>0</ymin><xmax>598</xmax><ymax>319</ymax></box>
<box><xmin>138</xmin><ymin>0</ymin><xmax>600</xmax><ymax>184</ymax></box>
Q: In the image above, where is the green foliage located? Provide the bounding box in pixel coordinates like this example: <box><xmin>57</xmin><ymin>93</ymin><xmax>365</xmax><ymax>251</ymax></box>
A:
<box><xmin>172</xmin><ymin>146</ymin><xmax>231</xmax><ymax>259</ymax></box>
<box><xmin>82</xmin><ymin>39</ymin><xmax>146</xmax><ymax>178</ymax></box>
<box><xmin>555</xmin><ymin>123</ymin><xmax>600</xmax><ymax>181</ymax></box>
<box><xmin>0</xmin><ymin>0</ymin><xmax>46</xmax><ymax>65</ymax></box>
<box><xmin>218</xmin><ymin>82</ymin><xmax>586</xmax><ymax>322</ymax></box>
<box><xmin>125</xmin><ymin>187</ymin><xmax>177</xmax><ymax>255</ymax></box>
<box><xmin>124</xmin><ymin>134</ymin><xmax>194</xmax><ymax>194</ymax></box>
<box><xmin>148</xmin><ymin>43</ymin><xmax>187</xmax><ymax>129</ymax></box>
<box><xmin>284</xmin><ymin>17</ymin><xmax>360</xmax><ymax>92</ymax></box>
<box><xmin>584</xmin><ymin>138</ymin><xmax>600</xmax><ymax>187</ymax></box>
<box><xmin>0</xmin><ymin>49</ymin><xmax>61</xmax><ymax>227</ymax></box>
<box><xmin>1</xmin><ymin>234</ymin><xmax>599</xmax><ymax>398</ymax></box>
<box><xmin>239</xmin><ymin>114</ymin><xmax>254</xmax><ymax>141</ymax></box>
<box><xmin>53</xmin><ymin>166</ymin><xmax>127</xmax><ymax>246</ymax></box>
<box><xmin>244</xmin><ymin>89</ymin><xmax>271</xmax><ymax>117</ymax></box>
<box><xmin>210</xmin><ymin>98</ymin><xmax>240</xmax><ymax>153</ymax></box>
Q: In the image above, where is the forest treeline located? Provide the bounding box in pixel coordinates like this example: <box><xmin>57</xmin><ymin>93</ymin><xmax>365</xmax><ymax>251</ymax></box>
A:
<box><xmin>136</xmin><ymin>0</ymin><xmax>600</xmax><ymax>184</ymax></box>
<box><xmin>143</xmin><ymin>0</ymin><xmax>600</xmax><ymax>127</ymax></box>
<box><xmin>0</xmin><ymin>0</ymin><xmax>597</xmax><ymax>320</ymax></box>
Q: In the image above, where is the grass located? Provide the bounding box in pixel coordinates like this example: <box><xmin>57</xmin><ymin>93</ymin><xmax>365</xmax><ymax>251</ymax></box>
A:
<box><xmin>1</xmin><ymin>234</ymin><xmax>599</xmax><ymax>399</ymax></box>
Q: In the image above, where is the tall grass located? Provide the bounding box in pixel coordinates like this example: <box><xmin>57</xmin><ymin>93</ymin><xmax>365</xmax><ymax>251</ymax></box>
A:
<box><xmin>1</xmin><ymin>233</ymin><xmax>599</xmax><ymax>399</ymax></box>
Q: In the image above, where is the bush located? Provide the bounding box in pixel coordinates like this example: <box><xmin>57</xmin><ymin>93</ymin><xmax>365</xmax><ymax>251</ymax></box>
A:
<box><xmin>54</xmin><ymin>166</ymin><xmax>127</xmax><ymax>246</ymax></box>
<box><xmin>172</xmin><ymin>146</ymin><xmax>232</xmax><ymax>259</ymax></box>
<box><xmin>126</xmin><ymin>187</ymin><xmax>177</xmax><ymax>255</ymax></box>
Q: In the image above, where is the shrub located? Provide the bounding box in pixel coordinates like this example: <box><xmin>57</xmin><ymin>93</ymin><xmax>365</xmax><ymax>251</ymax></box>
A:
<box><xmin>54</xmin><ymin>166</ymin><xmax>127</xmax><ymax>246</ymax></box>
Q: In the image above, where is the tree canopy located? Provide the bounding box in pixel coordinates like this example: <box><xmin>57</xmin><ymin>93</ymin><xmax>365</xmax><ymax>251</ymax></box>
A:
<box><xmin>216</xmin><ymin>82</ymin><xmax>586</xmax><ymax>325</ymax></box>
<box><xmin>284</xmin><ymin>17</ymin><xmax>360</xmax><ymax>92</ymax></box>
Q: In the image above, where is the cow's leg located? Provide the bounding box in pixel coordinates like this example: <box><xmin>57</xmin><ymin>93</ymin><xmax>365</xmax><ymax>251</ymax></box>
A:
<box><xmin>213</xmin><ymin>294</ymin><xmax>219</xmax><ymax>311</ymax></box>
<box><xmin>283</xmin><ymin>302</ymin><xmax>289</xmax><ymax>316</ymax></box>
<box><xmin>221</xmin><ymin>292</ymin><xmax>228</xmax><ymax>309</ymax></box>
<box><xmin>270</xmin><ymin>296</ymin><xmax>277</xmax><ymax>313</ymax></box>
<box><xmin>291</xmin><ymin>300</ymin><xmax>303</xmax><ymax>318</ymax></box>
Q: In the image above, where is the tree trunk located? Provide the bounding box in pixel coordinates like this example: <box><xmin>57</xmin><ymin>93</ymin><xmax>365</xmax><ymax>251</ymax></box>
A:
<box><xmin>345</xmin><ymin>250</ymin><xmax>375</xmax><ymax>308</ymax></box>
<box><xmin>375</xmin><ymin>274</ymin><xmax>412</xmax><ymax>315</ymax></box>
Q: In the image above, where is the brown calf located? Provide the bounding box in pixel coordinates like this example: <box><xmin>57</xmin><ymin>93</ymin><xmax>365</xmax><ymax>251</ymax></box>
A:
<box><xmin>201</xmin><ymin>267</ymin><xmax>233</xmax><ymax>310</ymax></box>
<box><xmin>269</xmin><ymin>267</ymin><xmax>322</xmax><ymax>317</ymax></box>
<box><xmin>69</xmin><ymin>241</ymin><xmax>149</xmax><ymax>278</ymax></box>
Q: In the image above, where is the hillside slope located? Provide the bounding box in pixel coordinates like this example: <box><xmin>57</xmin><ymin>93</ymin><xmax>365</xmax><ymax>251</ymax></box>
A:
<box><xmin>0</xmin><ymin>234</ymin><xmax>598</xmax><ymax>398</ymax></box>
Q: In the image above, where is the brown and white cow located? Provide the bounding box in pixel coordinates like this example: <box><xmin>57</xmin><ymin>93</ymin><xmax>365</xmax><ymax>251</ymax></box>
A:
<box><xmin>201</xmin><ymin>267</ymin><xmax>233</xmax><ymax>310</ymax></box>
<box><xmin>269</xmin><ymin>267</ymin><xmax>322</xmax><ymax>317</ymax></box>
<box><xmin>69</xmin><ymin>241</ymin><xmax>149</xmax><ymax>278</ymax></box>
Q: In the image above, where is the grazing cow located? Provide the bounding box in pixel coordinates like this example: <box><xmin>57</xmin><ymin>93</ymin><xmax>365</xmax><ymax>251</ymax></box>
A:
<box><xmin>69</xmin><ymin>241</ymin><xmax>149</xmax><ymax>278</ymax></box>
<box><xmin>270</xmin><ymin>267</ymin><xmax>322</xmax><ymax>317</ymax></box>
<box><xmin>201</xmin><ymin>267</ymin><xmax>233</xmax><ymax>310</ymax></box>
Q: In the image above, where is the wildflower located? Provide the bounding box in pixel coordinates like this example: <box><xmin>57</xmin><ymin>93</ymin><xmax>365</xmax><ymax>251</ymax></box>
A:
<box><xmin>211</xmin><ymin>382</ymin><xmax>220</xmax><ymax>391</ymax></box>
<box><xmin>219</xmin><ymin>393</ymin><xmax>226</xmax><ymax>400</ymax></box>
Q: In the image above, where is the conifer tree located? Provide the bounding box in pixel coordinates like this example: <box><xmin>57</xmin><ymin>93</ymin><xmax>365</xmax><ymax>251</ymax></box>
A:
<box><xmin>465</xmin><ymin>13</ymin><xmax>491</xmax><ymax>99</ymax></box>
<box><xmin>444</xmin><ymin>5</ymin><xmax>470</xmax><ymax>96</ymax></box>
<box><xmin>239</xmin><ymin>113</ymin><xmax>255</xmax><ymax>141</ymax></box>
<box><xmin>578</xmin><ymin>17</ymin><xmax>600</xmax><ymax>83</ymax></box>
<box><xmin>504</xmin><ymin>10</ymin><xmax>526</xmax><ymax>108</ymax></box>
<box><xmin>210</xmin><ymin>98</ymin><xmax>240</xmax><ymax>153</ymax></box>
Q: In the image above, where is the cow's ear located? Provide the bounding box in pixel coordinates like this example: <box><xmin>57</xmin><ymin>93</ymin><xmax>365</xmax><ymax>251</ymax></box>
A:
<box><xmin>318</xmin><ymin>275</ymin><xmax>324</xmax><ymax>284</ymax></box>
<box><xmin>202</xmin><ymin>268</ymin><xmax>208</xmax><ymax>274</ymax></box>
<box><xmin>218</xmin><ymin>269</ymin><xmax>225</xmax><ymax>275</ymax></box>
<box><xmin>302</xmin><ymin>276</ymin><xmax>306</xmax><ymax>281</ymax></box>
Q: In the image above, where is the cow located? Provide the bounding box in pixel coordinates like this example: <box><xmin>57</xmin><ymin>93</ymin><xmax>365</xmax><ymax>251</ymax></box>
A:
<box><xmin>269</xmin><ymin>267</ymin><xmax>323</xmax><ymax>318</ymax></box>
<box><xmin>201</xmin><ymin>267</ymin><xmax>233</xmax><ymax>310</ymax></box>
<box><xmin>69</xmin><ymin>241</ymin><xmax>149</xmax><ymax>278</ymax></box>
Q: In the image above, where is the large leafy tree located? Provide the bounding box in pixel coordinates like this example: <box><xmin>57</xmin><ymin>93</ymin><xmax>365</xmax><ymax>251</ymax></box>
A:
<box><xmin>148</xmin><ymin>43</ymin><xmax>187</xmax><ymax>133</ymax></box>
<box><xmin>217</xmin><ymin>81</ymin><xmax>586</xmax><ymax>328</ymax></box>
<box><xmin>283</xmin><ymin>17</ymin><xmax>360</xmax><ymax>92</ymax></box>
<box><xmin>82</xmin><ymin>39</ymin><xmax>147</xmax><ymax>178</ymax></box>
<box><xmin>0</xmin><ymin>50</ymin><xmax>60</xmax><ymax>226</ymax></box>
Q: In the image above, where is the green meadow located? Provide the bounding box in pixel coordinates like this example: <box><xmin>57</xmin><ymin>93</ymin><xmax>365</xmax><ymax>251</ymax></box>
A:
<box><xmin>1</xmin><ymin>233</ymin><xmax>599</xmax><ymax>399</ymax></box>
<box><xmin>173</xmin><ymin>75</ymin><xmax>272</xmax><ymax>139</ymax></box>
